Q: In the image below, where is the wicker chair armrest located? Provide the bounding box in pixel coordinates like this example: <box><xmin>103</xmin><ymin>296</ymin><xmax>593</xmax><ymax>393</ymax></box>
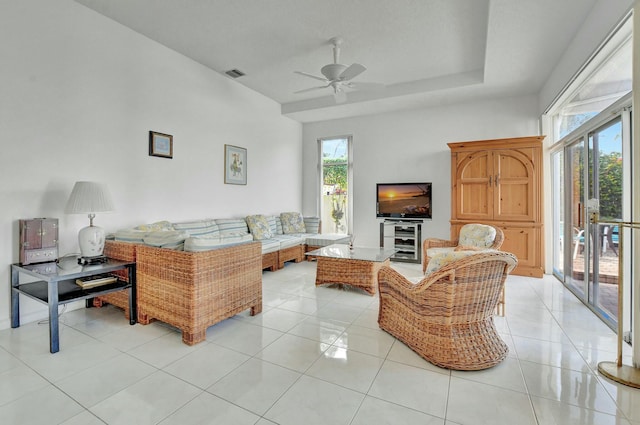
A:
<box><xmin>422</xmin><ymin>238</ymin><xmax>457</xmax><ymax>252</ymax></box>
<box><xmin>378</xmin><ymin>266</ymin><xmax>442</xmax><ymax>294</ymax></box>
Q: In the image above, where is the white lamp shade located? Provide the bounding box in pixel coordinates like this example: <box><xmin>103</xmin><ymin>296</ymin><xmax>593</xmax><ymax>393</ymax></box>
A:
<box><xmin>65</xmin><ymin>181</ymin><xmax>115</xmax><ymax>214</ymax></box>
<box><xmin>66</xmin><ymin>181</ymin><xmax>115</xmax><ymax>258</ymax></box>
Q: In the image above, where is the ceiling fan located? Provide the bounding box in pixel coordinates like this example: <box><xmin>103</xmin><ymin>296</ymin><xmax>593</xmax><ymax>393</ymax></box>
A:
<box><xmin>294</xmin><ymin>37</ymin><xmax>383</xmax><ymax>103</ymax></box>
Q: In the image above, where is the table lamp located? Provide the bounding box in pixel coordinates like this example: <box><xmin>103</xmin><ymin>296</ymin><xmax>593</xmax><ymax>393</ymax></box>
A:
<box><xmin>65</xmin><ymin>181</ymin><xmax>115</xmax><ymax>264</ymax></box>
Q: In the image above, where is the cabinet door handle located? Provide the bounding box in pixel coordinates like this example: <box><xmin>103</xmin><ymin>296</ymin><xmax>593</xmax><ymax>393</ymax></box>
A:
<box><xmin>488</xmin><ymin>176</ymin><xmax>492</xmax><ymax>186</ymax></box>
<box><xmin>495</xmin><ymin>174</ymin><xmax>500</xmax><ymax>186</ymax></box>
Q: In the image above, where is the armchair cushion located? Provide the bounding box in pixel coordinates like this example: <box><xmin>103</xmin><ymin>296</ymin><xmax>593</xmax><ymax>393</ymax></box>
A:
<box><xmin>425</xmin><ymin>249</ymin><xmax>494</xmax><ymax>275</ymax></box>
<box><xmin>280</xmin><ymin>212</ymin><xmax>306</xmax><ymax>234</ymax></box>
<box><xmin>246</xmin><ymin>214</ymin><xmax>273</xmax><ymax>240</ymax></box>
<box><xmin>458</xmin><ymin>224</ymin><xmax>497</xmax><ymax>248</ymax></box>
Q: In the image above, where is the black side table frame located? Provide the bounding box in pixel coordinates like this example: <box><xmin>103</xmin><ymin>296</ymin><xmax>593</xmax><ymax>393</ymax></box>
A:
<box><xmin>11</xmin><ymin>259</ymin><xmax>136</xmax><ymax>353</ymax></box>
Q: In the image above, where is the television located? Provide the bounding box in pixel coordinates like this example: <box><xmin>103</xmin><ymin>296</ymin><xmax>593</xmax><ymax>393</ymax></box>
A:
<box><xmin>376</xmin><ymin>182</ymin><xmax>432</xmax><ymax>219</ymax></box>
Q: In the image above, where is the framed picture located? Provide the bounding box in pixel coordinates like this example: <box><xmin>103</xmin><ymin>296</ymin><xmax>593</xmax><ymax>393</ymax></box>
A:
<box><xmin>224</xmin><ymin>144</ymin><xmax>247</xmax><ymax>185</ymax></box>
<box><xmin>149</xmin><ymin>131</ymin><xmax>173</xmax><ymax>158</ymax></box>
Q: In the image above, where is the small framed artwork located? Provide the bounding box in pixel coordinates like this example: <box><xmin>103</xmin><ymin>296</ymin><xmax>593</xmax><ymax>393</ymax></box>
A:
<box><xmin>224</xmin><ymin>144</ymin><xmax>247</xmax><ymax>185</ymax></box>
<box><xmin>149</xmin><ymin>131</ymin><xmax>173</xmax><ymax>158</ymax></box>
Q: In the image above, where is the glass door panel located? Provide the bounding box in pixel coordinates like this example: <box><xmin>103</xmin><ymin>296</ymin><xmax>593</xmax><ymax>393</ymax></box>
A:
<box><xmin>588</xmin><ymin>119</ymin><xmax>622</xmax><ymax>324</ymax></box>
<box><xmin>565</xmin><ymin>139</ymin><xmax>586</xmax><ymax>298</ymax></box>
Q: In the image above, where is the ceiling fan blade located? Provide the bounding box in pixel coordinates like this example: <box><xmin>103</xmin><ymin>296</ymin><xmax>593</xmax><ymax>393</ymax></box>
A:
<box><xmin>348</xmin><ymin>82</ymin><xmax>385</xmax><ymax>91</ymax></box>
<box><xmin>294</xmin><ymin>85</ymin><xmax>330</xmax><ymax>94</ymax></box>
<box><xmin>334</xmin><ymin>90</ymin><xmax>348</xmax><ymax>104</ymax></box>
<box><xmin>294</xmin><ymin>71</ymin><xmax>328</xmax><ymax>82</ymax></box>
<box><xmin>339</xmin><ymin>63</ymin><xmax>366</xmax><ymax>81</ymax></box>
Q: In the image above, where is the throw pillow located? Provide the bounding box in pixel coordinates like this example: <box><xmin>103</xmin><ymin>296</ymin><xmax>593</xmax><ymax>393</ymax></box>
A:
<box><xmin>280</xmin><ymin>212</ymin><xmax>306</xmax><ymax>234</ymax></box>
<box><xmin>246</xmin><ymin>214</ymin><xmax>273</xmax><ymax>240</ymax></box>
<box><xmin>458</xmin><ymin>223</ymin><xmax>496</xmax><ymax>248</ymax></box>
<box><xmin>134</xmin><ymin>220</ymin><xmax>174</xmax><ymax>232</ymax></box>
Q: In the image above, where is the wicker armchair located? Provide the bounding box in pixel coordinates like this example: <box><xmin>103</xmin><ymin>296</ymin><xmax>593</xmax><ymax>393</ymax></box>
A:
<box><xmin>422</xmin><ymin>223</ymin><xmax>504</xmax><ymax>273</ymax></box>
<box><xmin>378</xmin><ymin>250</ymin><xmax>517</xmax><ymax>370</ymax></box>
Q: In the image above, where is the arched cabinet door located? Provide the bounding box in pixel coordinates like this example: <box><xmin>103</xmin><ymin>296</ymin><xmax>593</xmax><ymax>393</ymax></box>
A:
<box><xmin>454</xmin><ymin>150</ymin><xmax>494</xmax><ymax>221</ymax></box>
<box><xmin>493</xmin><ymin>149</ymin><xmax>535</xmax><ymax>222</ymax></box>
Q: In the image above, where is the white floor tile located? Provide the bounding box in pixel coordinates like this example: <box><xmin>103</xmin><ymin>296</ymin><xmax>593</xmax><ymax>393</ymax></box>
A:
<box><xmin>351</xmin><ymin>396</ymin><xmax>445</xmax><ymax>424</ymax></box>
<box><xmin>264</xmin><ymin>375</ymin><xmax>365</xmax><ymax>425</ymax></box>
<box><xmin>0</xmin><ymin>385</ymin><xmax>84</xmax><ymax>425</ymax></box>
<box><xmin>207</xmin><ymin>357</ymin><xmax>301</xmax><ymax>415</ymax></box>
<box><xmin>4</xmin><ymin>261</ymin><xmax>640</xmax><ymax>425</ymax></box>
<box><xmin>163</xmin><ymin>343</ymin><xmax>250</xmax><ymax>389</ymax></box>
<box><xmin>159</xmin><ymin>391</ymin><xmax>260</xmax><ymax>425</ymax></box>
<box><xmin>531</xmin><ymin>395</ymin><xmax>631</xmax><ymax>425</ymax></box>
<box><xmin>520</xmin><ymin>360</ymin><xmax>619</xmax><ymax>415</ymax></box>
<box><xmin>256</xmin><ymin>333</ymin><xmax>328</xmax><ymax>372</ymax></box>
<box><xmin>332</xmin><ymin>324</ymin><xmax>395</xmax><ymax>358</ymax></box>
<box><xmin>55</xmin><ymin>353</ymin><xmax>156</xmax><ymax>407</ymax></box>
<box><xmin>90</xmin><ymin>370</ymin><xmax>201</xmax><ymax>425</ymax></box>
<box><xmin>368</xmin><ymin>360</ymin><xmax>449</xmax><ymax>417</ymax></box>
<box><xmin>446</xmin><ymin>377</ymin><xmax>537</xmax><ymax>425</ymax></box>
<box><xmin>306</xmin><ymin>345</ymin><xmax>384</xmax><ymax>393</ymax></box>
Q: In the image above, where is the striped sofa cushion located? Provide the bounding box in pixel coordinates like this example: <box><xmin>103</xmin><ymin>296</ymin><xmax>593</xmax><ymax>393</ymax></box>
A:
<box><xmin>215</xmin><ymin>218</ymin><xmax>250</xmax><ymax>235</ymax></box>
<box><xmin>172</xmin><ymin>220</ymin><xmax>219</xmax><ymax>237</ymax></box>
<box><xmin>303</xmin><ymin>216</ymin><xmax>321</xmax><ymax>234</ymax></box>
<box><xmin>183</xmin><ymin>234</ymin><xmax>253</xmax><ymax>252</ymax></box>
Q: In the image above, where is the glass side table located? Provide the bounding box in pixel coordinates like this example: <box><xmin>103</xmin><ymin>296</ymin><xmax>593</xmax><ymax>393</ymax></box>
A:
<box><xmin>11</xmin><ymin>258</ymin><xmax>136</xmax><ymax>353</ymax></box>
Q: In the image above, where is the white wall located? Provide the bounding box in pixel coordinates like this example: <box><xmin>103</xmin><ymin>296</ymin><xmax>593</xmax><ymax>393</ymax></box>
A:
<box><xmin>302</xmin><ymin>95</ymin><xmax>540</xmax><ymax>248</ymax></box>
<box><xmin>0</xmin><ymin>0</ymin><xmax>302</xmax><ymax>329</ymax></box>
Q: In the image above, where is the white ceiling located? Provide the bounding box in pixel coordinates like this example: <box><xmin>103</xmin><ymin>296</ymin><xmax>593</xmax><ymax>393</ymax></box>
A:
<box><xmin>74</xmin><ymin>0</ymin><xmax>598</xmax><ymax>123</ymax></box>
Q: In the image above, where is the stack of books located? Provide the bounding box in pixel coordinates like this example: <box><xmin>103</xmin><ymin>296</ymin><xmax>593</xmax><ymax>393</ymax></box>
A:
<box><xmin>75</xmin><ymin>274</ymin><xmax>118</xmax><ymax>289</ymax></box>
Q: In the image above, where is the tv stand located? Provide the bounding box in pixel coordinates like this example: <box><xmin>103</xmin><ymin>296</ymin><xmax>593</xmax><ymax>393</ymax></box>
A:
<box><xmin>380</xmin><ymin>220</ymin><xmax>422</xmax><ymax>264</ymax></box>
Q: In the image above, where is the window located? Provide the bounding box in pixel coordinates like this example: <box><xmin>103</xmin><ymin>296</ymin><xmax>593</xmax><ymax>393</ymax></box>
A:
<box><xmin>553</xmin><ymin>18</ymin><xmax>632</xmax><ymax>139</ymax></box>
<box><xmin>318</xmin><ymin>136</ymin><xmax>352</xmax><ymax>234</ymax></box>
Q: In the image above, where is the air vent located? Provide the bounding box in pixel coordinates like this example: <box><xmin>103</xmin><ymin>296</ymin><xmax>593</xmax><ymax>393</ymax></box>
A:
<box><xmin>225</xmin><ymin>69</ymin><xmax>245</xmax><ymax>79</ymax></box>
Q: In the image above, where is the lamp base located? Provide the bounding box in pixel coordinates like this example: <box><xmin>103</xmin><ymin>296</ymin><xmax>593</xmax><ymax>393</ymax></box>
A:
<box><xmin>78</xmin><ymin>224</ymin><xmax>105</xmax><ymax>259</ymax></box>
<box><xmin>598</xmin><ymin>361</ymin><xmax>640</xmax><ymax>388</ymax></box>
<box><xmin>77</xmin><ymin>255</ymin><xmax>107</xmax><ymax>266</ymax></box>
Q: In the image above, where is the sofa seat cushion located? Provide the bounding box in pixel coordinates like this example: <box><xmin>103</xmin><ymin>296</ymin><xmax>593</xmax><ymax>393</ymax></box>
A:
<box><xmin>113</xmin><ymin>228</ymin><xmax>148</xmax><ymax>243</ymax></box>
<box><xmin>260</xmin><ymin>239</ymin><xmax>280</xmax><ymax>254</ymax></box>
<box><xmin>280</xmin><ymin>212</ymin><xmax>306</xmax><ymax>234</ymax></box>
<box><xmin>143</xmin><ymin>231</ymin><xmax>189</xmax><ymax>250</ymax></box>
<box><xmin>172</xmin><ymin>220</ymin><xmax>219</xmax><ymax>238</ymax></box>
<box><xmin>246</xmin><ymin>214</ymin><xmax>273</xmax><ymax>240</ymax></box>
<box><xmin>184</xmin><ymin>233</ymin><xmax>253</xmax><ymax>252</ymax></box>
<box><xmin>271</xmin><ymin>234</ymin><xmax>305</xmax><ymax>249</ymax></box>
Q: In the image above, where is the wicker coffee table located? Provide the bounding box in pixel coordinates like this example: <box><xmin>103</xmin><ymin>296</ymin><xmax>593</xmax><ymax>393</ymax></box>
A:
<box><xmin>306</xmin><ymin>244</ymin><xmax>396</xmax><ymax>295</ymax></box>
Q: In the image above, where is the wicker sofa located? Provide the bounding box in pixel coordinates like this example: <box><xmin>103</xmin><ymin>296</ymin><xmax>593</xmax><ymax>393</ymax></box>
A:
<box><xmin>96</xmin><ymin>213</ymin><xmax>349</xmax><ymax>345</ymax></box>
<box><xmin>97</xmin><ymin>239</ymin><xmax>262</xmax><ymax>345</ymax></box>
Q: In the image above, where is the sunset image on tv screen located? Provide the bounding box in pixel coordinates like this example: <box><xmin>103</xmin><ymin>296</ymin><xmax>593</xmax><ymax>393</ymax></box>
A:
<box><xmin>378</xmin><ymin>184</ymin><xmax>431</xmax><ymax>217</ymax></box>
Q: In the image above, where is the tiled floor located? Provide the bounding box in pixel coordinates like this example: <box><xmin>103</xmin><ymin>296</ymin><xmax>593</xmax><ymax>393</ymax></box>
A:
<box><xmin>2</xmin><ymin>260</ymin><xmax>640</xmax><ymax>424</ymax></box>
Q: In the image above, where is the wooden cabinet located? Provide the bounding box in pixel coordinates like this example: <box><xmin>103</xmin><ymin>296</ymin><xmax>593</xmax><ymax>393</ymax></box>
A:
<box><xmin>449</xmin><ymin>136</ymin><xmax>544</xmax><ymax>277</ymax></box>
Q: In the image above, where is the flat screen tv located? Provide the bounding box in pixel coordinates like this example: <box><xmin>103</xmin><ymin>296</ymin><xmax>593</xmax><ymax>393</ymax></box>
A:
<box><xmin>376</xmin><ymin>182</ymin><xmax>432</xmax><ymax>219</ymax></box>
